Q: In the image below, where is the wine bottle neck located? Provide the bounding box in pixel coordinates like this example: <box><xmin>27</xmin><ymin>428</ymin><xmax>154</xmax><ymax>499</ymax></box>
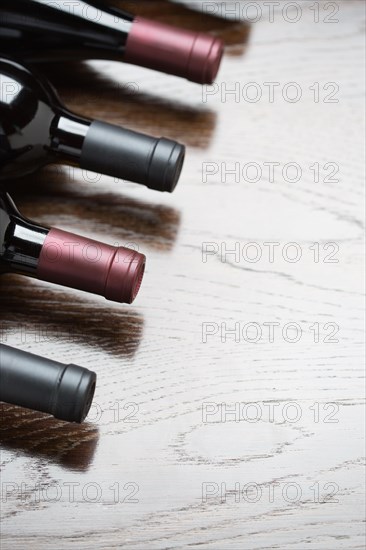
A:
<box><xmin>0</xmin><ymin>193</ymin><xmax>49</xmax><ymax>277</ymax></box>
<box><xmin>1</xmin><ymin>191</ymin><xmax>146</xmax><ymax>303</ymax></box>
<box><xmin>50</xmin><ymin>112</ymin><xmax>91</xmax><ymax>162</ymax></box>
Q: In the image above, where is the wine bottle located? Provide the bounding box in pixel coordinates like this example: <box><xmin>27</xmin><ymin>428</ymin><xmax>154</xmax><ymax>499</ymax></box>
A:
<box><xmin>0</xmin><ymin>57</ymin><xmax>185</xmax><ymax>192</ymax></box>
<box><xmin>0</xmin><ymin>190</ymin><xmax>146</xmax><ymax>304</ymax></box>
<box><xmin>0</xmin><ymin>343</ymin><xmax>96</xmax><ymax>422</ymax></box>
<box><xmin>0</xmin><ymin>0</ymin><xmax>224</xmax><ymax>85</ymax></box>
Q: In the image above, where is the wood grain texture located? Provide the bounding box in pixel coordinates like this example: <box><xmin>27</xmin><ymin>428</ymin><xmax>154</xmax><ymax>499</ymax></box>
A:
<box><xmin>0</xmin><ymin>1</ymin><xmax>365</xmax><ymax>549</ymax></box>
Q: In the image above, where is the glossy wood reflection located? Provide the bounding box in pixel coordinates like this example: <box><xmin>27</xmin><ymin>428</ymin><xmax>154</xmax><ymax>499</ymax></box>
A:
<box><xmin>0</xmin><ymin>1</ymin><xmax>364</xmax><ymax>549</ymax></box>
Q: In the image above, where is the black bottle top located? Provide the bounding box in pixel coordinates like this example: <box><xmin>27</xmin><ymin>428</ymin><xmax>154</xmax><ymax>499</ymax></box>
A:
<box><xmin>0</xmin><ymin>343</ymin><xmax>96</xmax><ymax>423</ymax></box>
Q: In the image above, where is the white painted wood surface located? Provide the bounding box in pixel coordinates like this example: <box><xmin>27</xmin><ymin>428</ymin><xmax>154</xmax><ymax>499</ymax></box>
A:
<box><xmin>0</xmin><ymin>1</ymin><xmax>365</xmax><ymax>548</ymax></box>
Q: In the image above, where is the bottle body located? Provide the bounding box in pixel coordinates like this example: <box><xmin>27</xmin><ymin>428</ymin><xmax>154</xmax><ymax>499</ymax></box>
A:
<box><xmin>0</xmin><ymin>57</ymin><xmax>92</xmax><ymax>180</ymax></box>
<box><xmin>0</xmin><ymin>58</ymin><xmax>60</xmax><ymax>179</ymax></box>
<box><xmin>0</xmin><ymin>0</ymin><xmax>133</xmax><ymax>63</ymax></box>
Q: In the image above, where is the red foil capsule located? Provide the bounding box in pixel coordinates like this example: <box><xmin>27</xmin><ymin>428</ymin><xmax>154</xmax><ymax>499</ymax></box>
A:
<box><xmin>37</xmin><ymin>228</ymin><xmax>145</xmax><ymax>304</ymax></box>
<box><xmin>124</xmin><ymin>17</ymin><xmax>224</xmax><ymax>85</ymax></box>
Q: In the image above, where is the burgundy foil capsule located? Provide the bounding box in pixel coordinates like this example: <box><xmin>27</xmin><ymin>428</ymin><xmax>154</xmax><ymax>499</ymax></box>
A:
<box><xmin>124</xmin><ymin>17</ymin><xmax>224</xmax><ymax>85</ymax></box>
<box><xmin>37</xmin><ymin>229</ymin><xmax>145</xmax><ymax>304</ymax></box>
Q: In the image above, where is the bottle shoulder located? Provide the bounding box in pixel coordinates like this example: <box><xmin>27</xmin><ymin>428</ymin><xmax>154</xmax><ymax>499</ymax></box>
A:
<box><xmin>0</xmin><ymin>57</ymin><xmax>60</xmax><ymax>110</ymax></box>
<box><xmin>0</xmin><ymin>58</ymin><xmax>60</xmax><ymax>180</ymax></box>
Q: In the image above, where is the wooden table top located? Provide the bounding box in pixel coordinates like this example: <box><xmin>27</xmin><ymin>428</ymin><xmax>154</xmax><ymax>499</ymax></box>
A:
<box><xmin>1</xmin><ymin>1</ymin><xmax>364</xmax><ymax>548</ymax></box>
